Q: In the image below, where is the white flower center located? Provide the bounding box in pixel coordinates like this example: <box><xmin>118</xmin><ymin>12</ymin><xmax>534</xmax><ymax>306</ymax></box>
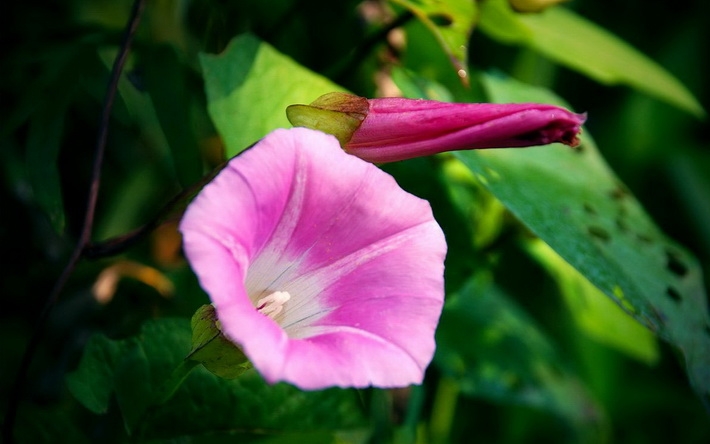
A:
<box><xmin>256</xmin><ymin>290</ymin><xmax>291</xmax><ymax>319</ymax></box>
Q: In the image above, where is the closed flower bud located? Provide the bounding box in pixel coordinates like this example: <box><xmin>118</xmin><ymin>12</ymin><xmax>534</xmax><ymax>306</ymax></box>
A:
<box><xmin>287</xmin><ymin>92</ymin><xmax>586</xmax><ymax>164</ymax></box>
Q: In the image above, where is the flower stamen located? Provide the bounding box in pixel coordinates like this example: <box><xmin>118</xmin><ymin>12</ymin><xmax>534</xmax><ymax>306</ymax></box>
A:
<box><xmin>256</xmin><ymin>291</ymin><xmax>291</xmax><ymax>319</ymax></box>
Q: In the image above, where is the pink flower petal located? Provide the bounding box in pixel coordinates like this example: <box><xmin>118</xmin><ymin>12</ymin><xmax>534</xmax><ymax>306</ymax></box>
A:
<box><xmin>180</xmin><ymin>128</ymin><xmax>446</xmax><ymax>389</ymax></box>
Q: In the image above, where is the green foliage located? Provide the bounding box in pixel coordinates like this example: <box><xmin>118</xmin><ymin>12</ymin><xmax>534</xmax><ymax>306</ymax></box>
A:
<box><xmin>435</xmin><ymin>273</ymin><xmax>605</xmax><ymax>438</ymax></box>
<box><xmin>26</xmin><ymin>106</ymin><xmax>67</xmax><ymax>233</ymax></box>
<box><xmin>66</xmin><ymin>318</ymin><xmax>367</xmax><ymax>440</ymax></box>
<box><xmin>4</xmin><ymin>0</ymin><xmax>710</xmax><ymax>442</ymax></box>
<box><xmin>454</xmin><ymin>72</ymin><xmax>710</xmax><ymax>408</ymax></box>
<box><xmin>478</xmin><ymin>0</ymin><xmax>705</xmax><ymax>117</ymax></box>
<box><xmin>141</xmin><ymin>44</ymin><xmax>203</xmax><ymax>187</ymax></box>
<box><xmin>527</xmin><ymin>239</ymin><xmax>660</xmax><ymax>365</ymax></box>
<box><xmin>201</xmin><ymin>34</ymin><xmax>345</xmax><ymax>157</ymax></box>
<box><xmin>388</xmin><ymin>0</ymin><xmax>477</xmax><ymax>76</ymax></box>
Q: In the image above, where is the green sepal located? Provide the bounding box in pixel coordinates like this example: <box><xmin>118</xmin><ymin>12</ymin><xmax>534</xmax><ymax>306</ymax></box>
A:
<box><xmin>286</xmin><ymin>92</ymin><xmax>368</xmax><ymax>146</ymax></box>
<box><xmin>187</xmin><ymin>304</ymin><xmax>252</xmax><ymax>379</ymax></box>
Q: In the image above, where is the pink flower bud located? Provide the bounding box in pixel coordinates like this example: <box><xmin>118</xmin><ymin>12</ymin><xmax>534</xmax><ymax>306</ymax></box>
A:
<box><xmin>287</xmin><ymin>92</ymin><xmax>586</xmax><ymax>164</ymax></box>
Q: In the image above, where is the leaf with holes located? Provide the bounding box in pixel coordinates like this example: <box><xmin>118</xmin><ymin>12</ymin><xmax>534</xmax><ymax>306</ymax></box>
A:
<box><xmin>389</xmin><ymin>0</ymin><xmax>477</xmax><ymax>80</ymax></box>
<box><xmin>453</xmin><ymin>71</ymin><xmax>710</xmax><ymax>409</ymax></box>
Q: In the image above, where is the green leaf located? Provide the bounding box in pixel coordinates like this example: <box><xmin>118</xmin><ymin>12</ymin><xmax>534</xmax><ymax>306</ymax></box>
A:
<box><xmin>478</xmin><ymin>0</ymin><xmax>705</xmax><ymax>117</ymax></box>
<box><xmin>141</xmin><ymin>429</ymin><xmax>370</xmax><ymax>444</ymax></box>
<box><xmin>25</xmin><ymin>108</ymin><xmax>66</xmax><ymax>234</ymax></box>
<box><xmin>200</xmin><ymin>34</ymin><xmax>345</xmax><ymax>157</ymax></box>
<box><xmin>147</xmin><ymin>369</ymin><xmax>367</xmax><ymax>441</ymax></box>
<box><xmin>389</xmin><ymin>0</ymin><xmax>477</xmax><ymax>79</ymax></box>
<box><xmin>439</xmin><ymin>156</ymin><xmax>507</xmax><ymax>250</ymax></box>
<box><xmin>526</xmin><ymin>239</ymin><xmax>659</xmax><ymax>365</ymax></box>
<box><xmin>66</xmin><ymin>331</ymin><xmax>132</xmax><ymax>414</ymax></box>
<box><xmin>454</xmin><ymin>72</ymin><xmax>710</xmax><ymax>408</ymax></box>
<box><xmin>435</xmin><ymin>273</ymin><xmax>604</xmax><ymax>433</ymax></box>
<box><xmin>67</xmin><ymin>318</ymin><xmax>367</xmax><ymax>440</ymax></box>
<box><xmin>94</xmin><ymin>164</ymin><xmax>162</xmax><ymax>241</ymax></box>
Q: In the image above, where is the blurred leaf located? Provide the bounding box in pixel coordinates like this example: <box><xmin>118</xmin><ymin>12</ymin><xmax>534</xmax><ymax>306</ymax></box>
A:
<box><xmin>389</xmin><ymin>0</ymin><xmax>477</xmax><ymax>80</ymax></box>
<box><xmin>16</xmin><ymin>46</ymin><xmax>86</xmax><ymax>236</ymax></box>
<box><xmin>454</xmin><ymin>71</ymin><xmax>710</xmax><ymax>409</ymax></box>
<box><xmin>509</xmin><ymin>0</ymin><xmax>566</xmax><ymax>14</ymax></box>
<box><xmin>390</xmin><ymin>66</ymin><xmax>454</xmax><ymax>102</ymax></box>
<box><xmin>399</xmin><ymin>19</ymin><xmax>478</xmax><ymax>102</ymax></box>
<box><xmin>67</xmin><ymin>318</ymin><xmax>367</xmax><ymax>440</ymax></box>
<box><xmin>664</xmin><ymin>152</ymin><xmax>710</xmax><ymax>257</ymax></box>
<box><xmin>526</xmin><ymin>239</ymin><xmax>659</xmax><ymax>365</ymax></box>
<box><xmin>15</xmin><ymin>405</ymin><xmax>90</xmax><ymax>444</ymax></box>
<box><xmin>200</xmin><ymin>34</ymin><xmax>345</xmax><ymax>157</ymax></box>
<box><xmin>26</xmin><ymin>108</ymin><xmax>66</xmax><ymax>233</ymax></box>
<box><xmin>142</xmin><ymin>429</ymin><xmax>370</xmax><ymax>444</ymax></box>
<box><xmin>97</xmin><ymin>47</ymin><xmax>172</xmax><ymax>160</ymax></box>
<box><xmin>142</xmin><ymin>44</ymin><xmax>202</xmax><ymax>187</ymax></box>
<box><xmin>439</xmin><ymin>156</ymin><xmax>508</xmax><ymax>250</ymax></box>
<box><xmin>93</xmin><ymin>164</ymin><xmax>162</xmax><ymax>241</ymax></box>
<box><xmin>435</xmin><ymin>273</ymin><xmax>604</xmax><ymax>433</ymax></box>
<box><xmin>478</xmin><ymin>0</ymin><xmax>705</xmax><ymax>117</ymax></box>
<box><xmin>66</xmin><ymin>329</ymin><xmax>131</xmax><ymax>414</ymax></box>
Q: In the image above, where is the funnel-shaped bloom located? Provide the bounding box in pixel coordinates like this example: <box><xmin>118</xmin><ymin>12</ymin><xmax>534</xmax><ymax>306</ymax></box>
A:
<box><xmin>287</xmin><ymin>92</ymin><xmax>586</xmax><ymax>163</ymax></box>
<box><xmin>180</xmin><ymin>128</ymin><xmax>446</xmax><ymax>389</ymax></box>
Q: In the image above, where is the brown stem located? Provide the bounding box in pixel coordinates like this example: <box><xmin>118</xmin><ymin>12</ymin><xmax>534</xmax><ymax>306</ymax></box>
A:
<box><xmin>1</xmin><ymin>1</ymin><xmax>146</xmax><ymax>441</ymax></box>
<box><xmin>83</xmin><ymin>159</ymin><xmax>228</xmax><ymax>259</ymax></box>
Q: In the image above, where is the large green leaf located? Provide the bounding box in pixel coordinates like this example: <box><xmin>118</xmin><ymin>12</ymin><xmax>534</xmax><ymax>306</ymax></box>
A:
<box><xmin>478</xmin><ymin>0</ymin><xmax>705</xmax><ymax>117</ymax></box>
<box><xmin>200</xmin><ymin>34</ymin><xmax>345</xmax><ymax>158</ymax></box>
<box><xmin>453</xmin><ymin>72</ymin><xmax>710</xmax><ymax>408</ymax></box>
<box><xmin>66</xmin><ymin>318</ymin><xmax>367</xmax><ymax>440</ymax></box>
<box><xmin>435</xmin><ymin>273</ymin><xmax>604</xmax><ymax>435</ymax></box>
<box><xmin>389</xmin><ymin>0</ymin><xmax>477</xmax><ymax>79</ymax></box>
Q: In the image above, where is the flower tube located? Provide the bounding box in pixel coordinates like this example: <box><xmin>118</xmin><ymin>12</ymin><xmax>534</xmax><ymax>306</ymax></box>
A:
<box><xmin>287</xmin><ymin>92</ymin><xmax>586</xmax><ymax>163</ymax></box>
<box><xmin>180</xmin><ymin>128</ymin><xmax>446</xmax><ymax>389</ymax></box>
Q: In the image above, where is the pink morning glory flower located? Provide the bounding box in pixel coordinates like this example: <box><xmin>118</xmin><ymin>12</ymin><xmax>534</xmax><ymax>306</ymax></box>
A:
<box><xmin>179</xmin><ymin>127</ymin><xmax>446</xmax><ymax>390</ymax></box>
<box><xmin>287</xmin><ymin>92</ymin><xmax>586</xmax><ymax>163</ymax></box>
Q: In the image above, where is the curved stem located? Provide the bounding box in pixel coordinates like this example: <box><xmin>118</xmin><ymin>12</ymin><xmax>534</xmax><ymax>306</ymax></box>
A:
<box><xmin>1</xmin><ymin>1</ymin><xmax>146</xmax><ymax>442</ymax></box>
